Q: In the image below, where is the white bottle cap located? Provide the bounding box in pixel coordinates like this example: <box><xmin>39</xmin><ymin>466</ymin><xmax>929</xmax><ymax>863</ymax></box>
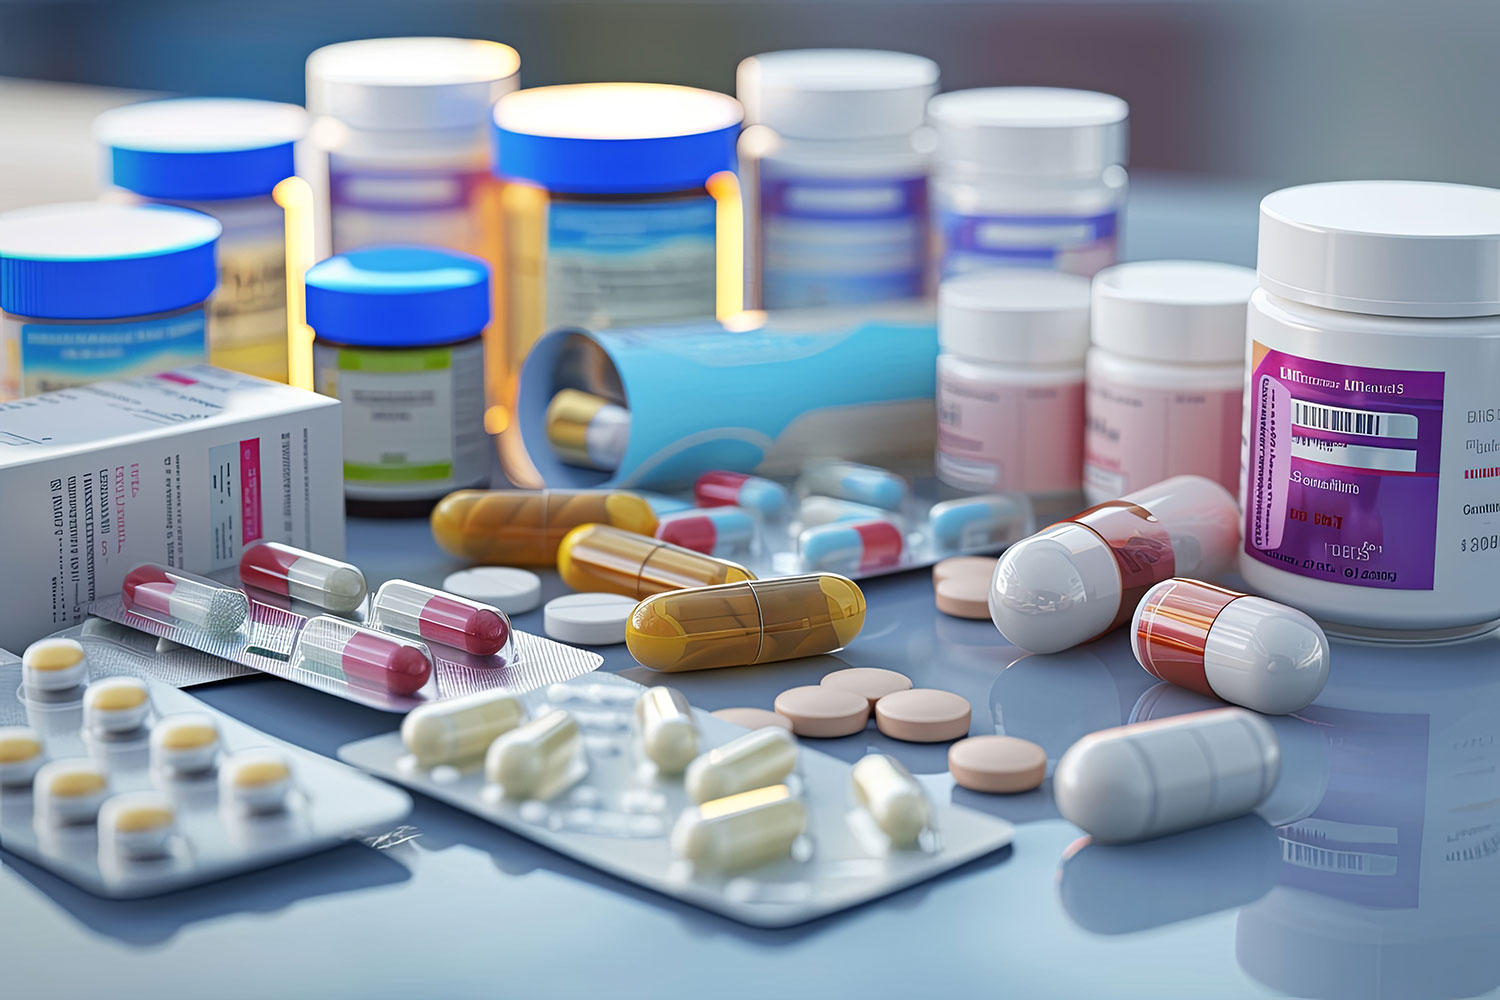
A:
<box><xmin>927</xmin><ymin>87</ymin><xmax>1128</xmax><ymax>176</ymax></box>
<box><xmin>988</xmin><ymin>523</ymin><xmax>1121</xmax><ymax>654</ymax></box>
<box><xmin>939</xmin><ymin>271</ymin><xmax>1092</xmax><ymax>365</ymax></box>
<box><xmin>737</xmin><ymin>49</ymin><xmax>939</xmax><ymax>140</ymax></box>
<box><xmin>1090</xmin><ymin>260</ymin><xmax>1258</xmax><ymax>364</ymax></box>
<box><xmin>1257</xmin><ymin>180</ymin><xmax>1500</xmax><ymax>319</ymax></box>
<box><xmin>306</xmin><ymin>37</ymin><xmax>521</xmax><ymax>131</ymax></box>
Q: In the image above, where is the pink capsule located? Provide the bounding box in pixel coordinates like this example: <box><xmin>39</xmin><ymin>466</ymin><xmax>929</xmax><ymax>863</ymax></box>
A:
<box><xmin>121</xmin><ymin>564</ymin><xmax>249</xmax><ymax>634</ymax></box>
<box><xmin>693</xmin><ymin>471</ymin><xmax>791</xmax><ymax>517</ymax></box>
<box><xmin>371</xmin><ymin>580</ymin><xmax>511</xmax><ymax>657</ymax></box>
<box><xmin>239</xmin><ymin>542</ymin><xmax>367</xmax><ymax>612</ymax></box>
<box><xmin>655</xmin><ymin>507</ymin><xmax>756</xmax><ymax>557</ymax></box>
<box><xmin>295</xmin><ymin>616</ymin><xmax>432</xmax><ymax>695</ymax></box>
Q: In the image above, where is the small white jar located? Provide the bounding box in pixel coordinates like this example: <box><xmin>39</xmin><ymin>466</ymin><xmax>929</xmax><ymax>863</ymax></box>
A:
<box><xmin>936</xmin><ymin>270</ymin><xmax>1091</xmax><ymax>498</ymax></box>
<box><xmin>1084</xmin><ymin>260</ymin><xmax>1258</xmax><ymax>504</ymax></box>
<box><xmin>927</xmin><ymin>87</ymin><xmax>1127</xmax><ymax>280</ymax></box>
<box><xmin>1241</xmin><ymin>180</ymin><xmax>1500</xmax><ymax>641</ymax></box>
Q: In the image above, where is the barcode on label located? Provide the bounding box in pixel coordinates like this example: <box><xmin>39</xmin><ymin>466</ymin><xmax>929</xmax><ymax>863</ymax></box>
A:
<box><xmin>1291</xmin><ymin>399</ymin><xmax>1418</xmax><ymax>439</ymax></box>
<box><xmin>1281</xmin><ymin>838</ymin><xmax>1398</xmax><ymax>875</ymax></box>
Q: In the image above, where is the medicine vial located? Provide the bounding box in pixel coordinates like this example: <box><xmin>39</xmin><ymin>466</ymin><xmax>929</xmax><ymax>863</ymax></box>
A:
<box><xmin>307</xmin><ymin>246</ymin><xmax>492</xmax><ymax>514</ymax></box>
<box><xmin>695</xmin><ymin>471</ymin><xmax>792</xmax><ymax>518</ymax></box>
<box><xmin>220</xmin><ymin>748</ymin><xmax>294</xmax><ymax>814</ymax></box>
<box><xmin>122</xmin><ymin>564</ymin><xmax>250</xmax><ymax>634</ymax></box>
<box><xmin>655</xmin><ymin>507</ymin><xmax>757</xmax><ymax>558</ymax></box>
<box><xmin>1084</xmin><ymin>260</ymin><xmax>1258</xmax><ymax>503</ymax></box>
<box><xmin>0</xmin><ymin>727</ymin><xmax>44</xmax><ymax>787</ymax></box>
<box><xmin>372</xmin><ymin>580</ymin><xmax>512</xmax><ymax>657</ymax></box>
<box><xmin>737</xmin><ymin>48</ymin><xmax>939</xmax><ymax>309</ymax></box>
<box><xmin>150</xmin><ymin>713</ymin><xmax>222</xmax><ymax>775</ymax></box>
<box><xmin>545</xmin><ymin>389</ymin><xmax>631</xmax><ymax>471</ymax></box>
<box><xmin>851</xmin><ymin>753</ymin><xmax>930</xmax><ymax>846</ymax></box>
<box><xmin>627</xmin><ymin>573</ymin><xmax>866</xmax><ymax>672</ymax></box>
<box><xmin>672</xmin><ymin>783</ymin><xmax>806</xmax><ymax>872</ymax></box>
<box><xmin>21</xmin><ymin>638</ymin><xmax>88</xmax><ymax>692</ymax></box>
<box><xmin>484</xmin><ymin>709</ymin><xmax>583</xmax><ymax>800</ymax></box>
<box><xmin>402</xmin><ymin>689</ymin><xmax>526</xmax><ymax>767</ymax></box>
<box><xmin>1241</xmin><ymin>181</ymin><xmax>1500</xmax><ymax>640</ymax></box>
<box><xmin>99</xmin><ymin>791</ymin><xmax>176</xmax><ymax>860</ymax></box>
<box><xmin>34</xmin><ymin>759</ymin><xmax>110</xmax><ymax>825</ymax></box>
<box><xmin>798</xmin><ymin>518</ymin><xmax>904</xmax><ymax>574</ymax></box>
<box><xmin>989</xmin><ymin>475</ymin><xmax>1240</xmax><ymax>654</ymax></box>
<box><xmin>83</xmin><ymin>678</ymin><xmax>153</xmax><ymax>736</ymax></box>
<box><xmin>0</xmin><ymin>202</ymin><xmax>219</xmax><ymax>399</ymax></box>
<box><xmin>635</xmin><ymin>687</ymin><xmax>700</xmax><ymax>774</ymax></box>
<box><xmin>1053</xmin><ymin>708</ymin><xmax>1280</xmax><ymax>844</ymax></box>
<box><xmin>94</xmin><ymin>98</ymin><xmax>308</xmax><ymax>382</ymax></box>
<box><xmin>685</xmin><ymin>726</ymin><xmax>799</xmax><ymax>803</ymax></box>
<box><xmin>239</xmin><ymin>542</ymin><xmax>368</xmax><ymax>613</ymax></box>
<box><xmin>294</xmin><ymin>616</ymin><xmax>434</xmax><ymax>696</ymax></box>
<box><xmin>430</xmin><ymin>489</ymin><xmax>658</xmax><ymax>565</ymax></box>
<box><xmin>1132</xmin><ymin>579</ymin><xmax>1330</xmax><ymax>715</ymax></box>
<box><xmin>557</xmin><ymin>523</ymin><xmax>754</xmax><ymax>599</ymax></box>
<box><xmin>927</xmin><ymin>87</ymin><xmax>1128</xmax><ymax>279</ymax></box>
<box><xmin>798</xmin><ymin>460</ymin><xmax>909</xmax><ymax>510</ymax></box>
<box><xmin>936</xmin><ymin>271</ymin><xmax>1091</xmax><ymax>497</ymax></box>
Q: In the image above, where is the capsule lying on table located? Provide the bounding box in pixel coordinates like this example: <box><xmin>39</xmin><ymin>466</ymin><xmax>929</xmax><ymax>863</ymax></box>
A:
<box><xmin>626</xmin><ymin>574</ymin><xmax>866</xmax><ymax>672</ymax></box>
<box><xmin>557</xmin><ymin>524</ymin><xmax>754</xmax><ymax>599</ymax></box>
<box><xmin>430</xmin><ymin>489</ymin><xmax>658</xmax><ymax>565</ymax></box>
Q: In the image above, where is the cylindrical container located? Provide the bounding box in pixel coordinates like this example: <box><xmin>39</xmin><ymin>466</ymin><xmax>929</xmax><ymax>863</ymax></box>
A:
<box><xmin>0</xmin><ymin>202</ymin><xmax>219</xmax><ymax>399</ymax></box>
<box><xmin>556</xmin><ymin>524</ymin><xmax>754</xmax><ymax>599</ymax></box>
<box><xmin>737</xmin><ymin>49</ymin><xmax>938</xmax><ymax>310</ymax></box>
<box><xmin>989</xmin><ymin>475</ymin><xmax>1241</xmax><ymax>654</ymax></box>
<box><xmin>1241</xmin><ymin>180</ymin><xmax>1500</xmax><ymax>640</ymax></box>
<box><xmin>928</xmin><ymin>87</ymin><xmax>1127</xmax><ymax>280</ymax></box>
<box><xmin>1131</xmin><ymin>578</ymin><xmax>1330</xmax><ymax>715</ymax></box>
<box><xmin>304</xmin><ymin>37</ymin><xmax>520</xmax><ymax>257</ymax></box>
<box><xmin>306</xmin><ymin>245</ymin><xmax>491</xmax><ymax>515</ymax></box>
<box><xmin>516</xmin><ymin>304</ymin><xmax>937</xmax><ymax>489</ymax></box>
<box><xmin>1084</xmin><ymin>260</ymin><xmax>1257</xmax><ymax>503</ymax></box>
<box><xmin>430</xmin><ymin>489</ymin><xmax>658</xmax><ymax>565</ymax></box>
<box><xmin>936</xmin><ymin>270</ymin><xmax>1091</xmax><ymax>498</ymax></box>
<box><xmin>94</xmin><ymin>98</ymin><xmax>308</xmax><ymax>382</ymax></box>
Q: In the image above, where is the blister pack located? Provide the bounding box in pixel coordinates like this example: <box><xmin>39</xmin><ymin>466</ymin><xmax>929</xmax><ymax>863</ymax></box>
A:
<box><xmin>0</xmin><ymin>640</ymin><xmax>412</xmax><ymax>898</ymax></box>
<box><xmin>339</xmin><ymin>672</ymin><xmax>1014</xmax><ymax>927</ymax></box>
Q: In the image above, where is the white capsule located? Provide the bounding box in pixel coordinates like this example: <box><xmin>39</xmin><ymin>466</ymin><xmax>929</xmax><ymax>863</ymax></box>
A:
<box><xmin>21</xmin><ymin>638</ymin><xmax>88</xmax><ymax>692</ymax></box>
<box><xmin>484</xmin><ymin>709</ymin><xmax>583</xmax><ymax>799</ymax></box>
<box><xmin>150</xmin><ymin>712</ymin><xmax>221</xmax><ymax>775</ymax></box>
<box><xmin>799</xmin><ymin>461</ymin><xmax>909</xmax><ymax>511</ymax></box>
<box><xmin>1054</xmin><ymin>708</ymin><xmax>1280</xmax><ymax>844</ymax></box>
<box><xmin>402</xmin><ymin>690</ymin><xmax>526</xmax><ymax>767</ymax></box>
<box><xmin>851</xmin><ymin>753</ymin><xmax>930</xmax><ymax>847</ymax></box>
<box><xmin>928</xmin><ymin>494</ymin><xmax>1031</xmax><ymax>552</ymax></box>
<box><xmin>634</xmin><ymin>687</ymin><xmax>699</xmax><ymax>775</ymax></box>
<box><xmin>220</xmin><ymin>748</ymin><xmax>294</xmax><ymax>814</ymax></box>
<box><xmin>34</xmin><ymin>758</ymin><xmax>110</xmax><ymax>825</ymax></box>
<box><xmin>83</xmin><ymin>677</ymin><xmax>152</xmax><ymax>736</ymax></box>
<box><xmin>0</xmin><ymin>726</ymin><xmax>45</xmax><ymax>787</ymax></box>
<box><xmin>122</xmin><ymin>564</ymin><xmax>249</xmax><ymax>634</ymax></box>
<box><xmin>671</xmin><ymin>783</ymin><xmax>806</xmax><ymax>872</ymax></box>
<box><xmin>685</xmin><ymin>726</ymin><xmax>798</xmax><ymax>804</ymax></box>
<box><xmin>239</xmin><ymin>541</ymin><xmax>368</xmax><ymax>612</ymax></box>
<box><xmin>99</xmin><ymin>791</ymin><xmax>176</xmax><ymax>859</ymax></box>
<box><xmin>797</xmin><ymin>495</ymin><xmax>892</xmax><ymax>529</ymax></box>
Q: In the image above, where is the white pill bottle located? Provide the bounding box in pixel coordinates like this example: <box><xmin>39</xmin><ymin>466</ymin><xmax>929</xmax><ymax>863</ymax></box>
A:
<box><xmin>1241</xmin><ymin>180</ymin><xmax>1500</xmax><ymax>641</ymax></box>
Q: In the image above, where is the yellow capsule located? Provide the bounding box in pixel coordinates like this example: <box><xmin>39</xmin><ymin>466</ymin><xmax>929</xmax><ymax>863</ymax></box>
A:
<box><xmin>627</xmin><ymin>573</ymin><xmax>866</xmax><ymax>673</ymax></box>
<box><xmin>430</xmin><ymin>489</ymin><xmax>657</xmax><ymax>565</ymax></box>
<box><xmin>557</xmin><ymin>524</ymin><xmax>754</xmax><ymax>599</ymax></box>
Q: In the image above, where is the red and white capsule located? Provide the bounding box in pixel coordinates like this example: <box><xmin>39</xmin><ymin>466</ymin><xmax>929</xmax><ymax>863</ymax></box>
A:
<box><xmin>694</xmin><ymin>471</ymin><xmax>791</xmax><ymax>517</ymax></box>
<box><xmin>122</xmin><ymin>564</ymin><xmax>249</xmax><ymax>634</ymax></box>
<box><xmin>798</xmin><ymin>518</ymin><xmax>904</xmax><ymax>574</ymax></box>
<box><xmin>294</xmin><ymin>616</ymin><xmax>433</xmax><ymax>695</ymax></box>
<box><xmin>655</xmin><ymin>506</ymin><xmax>756</xmax><ymax>557</ymax></box>
<box><xmin>370</xmin><ymin>580</ymin><xmax>512</xmax><ymax>657</ymax></box>
<box><xmin>239</xmin><ymin>542</ymin><xmax>368</xmax><ymax>613</ymax></box>
<box><xmin>1131</xmin><ymin>578</ymin><xmax>1330</xmax><ymax>715</ymax></box>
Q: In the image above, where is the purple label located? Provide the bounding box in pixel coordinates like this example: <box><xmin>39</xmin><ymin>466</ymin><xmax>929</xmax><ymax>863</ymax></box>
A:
<box><xmin>1245</xmin><ymin>344</ymin><xmax>1445</xmax><ymax>590</ymax></box>
<box><xmin>761</xmin><ymin>173</ymin><xmax>927</xmax><ymax>222</ymax></box>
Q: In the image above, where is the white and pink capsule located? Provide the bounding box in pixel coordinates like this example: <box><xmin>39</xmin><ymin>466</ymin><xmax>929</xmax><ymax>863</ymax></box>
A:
<box><xmin>122</xmin><ymin>565</ymin><xmax>249</xmax><ymax>634</ymax></box>
<box><xmin>294</xmin><ymin>616</ymin><xmax>433</xmax><ymax>696</ymax></box>
<box><xmin>370</xmin><ymin>580</ymin><xmax>512</xmax><ymax>657</ymax></box>
<box><xmin>239</xmin><ymin>542</ymin><xmax>368</xmax><ymax>613</ymax></box>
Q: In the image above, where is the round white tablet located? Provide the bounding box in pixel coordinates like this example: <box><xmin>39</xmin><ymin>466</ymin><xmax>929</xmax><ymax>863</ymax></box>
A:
<box><xmin>544</xmin><ymin>592</ymin><xmax>637</xmax><ymax>645</ymax></box>
<box><xmin>444</xmin><ymin>567</ymin><xmax>543</xmax><ymax>615</ymax></box>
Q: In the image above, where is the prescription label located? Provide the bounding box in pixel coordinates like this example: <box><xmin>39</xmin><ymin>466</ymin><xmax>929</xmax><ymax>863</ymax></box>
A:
<box><xmin>544</xmin><ymin>195</ymin><xmax>718</xmax><ymax>331</ymax></box>
<box><xmin>329</xmin><ymin>161</ymin><xmax>492</xmax><ymax>257</ymax></box>
<box><xmin>759</xmin><ymin>168</ymin><xmax>927</xmax><ymax>308</ymax></box>
<box><xmin>6</xmin><ymin>309</ymin><xmax>208</xmax><ymax>397</ymax></box>
<box><xmin>937</xmin><ymin>208</ymin><xmax>1117</xmax><ymax>279</ymax></box>
<box><xmin>936</xmin><ymin>368</ymin><xmax>1083</xmax><ymax>495</ymax></box>
<box><xmin>1084</xmin><ymin>378</ymin><xmax>1242</xmax><ymax>501</ymax></box>
<box><xmin>1244</xmin><ymin>344</ymin><xmax>1443</xmax><ymax>590</ymax></box>
<box><xmin>314</xmin><ymin>340</ymin><xmax>487</xmax><ymax>499</ymax></box>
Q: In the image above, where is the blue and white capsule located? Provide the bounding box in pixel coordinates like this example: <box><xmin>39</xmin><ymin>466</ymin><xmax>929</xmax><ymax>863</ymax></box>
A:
<box><xmin>656</xmin><ymin>506</ymin><xmax>756</xmax><ymax>557</ymax></box>
<box><xmin>799</xmin><ymin>518</ymin><xmax>905</xmax><ymax>574</ymax></box>
<box><xmin>928</xmin><ymin>494</ymin><xmax>1033</xmax><ymax>552</ymax></box>
<box><xmin>798</xmin><ymin>461</ymin><xmax>909</xmax><ymax>511</ymax></box>
<box><xmin>695</xmin><ymin>470</ymin><xmax>793</xmax><ymax>518</ymax></box>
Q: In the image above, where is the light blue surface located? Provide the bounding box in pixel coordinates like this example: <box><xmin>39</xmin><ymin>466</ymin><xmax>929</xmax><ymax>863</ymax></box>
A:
<box><xmin>304</xmin><ymin>246</ymin><xmax>490</xmax><ymax>347</ymax></box>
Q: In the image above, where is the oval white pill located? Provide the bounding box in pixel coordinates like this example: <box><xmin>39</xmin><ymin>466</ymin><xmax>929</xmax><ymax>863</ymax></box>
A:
<box><xmin>443</xmin><ymin>566</ymin><xmax>544</xmax><ymax>615</ymax></box>
<box><xmin>544</xmin><ymin>592</ymin><xmax>637</xmax><ymax>645</ymax></box>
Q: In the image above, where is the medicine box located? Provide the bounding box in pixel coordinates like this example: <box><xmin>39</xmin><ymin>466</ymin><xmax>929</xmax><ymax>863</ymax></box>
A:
<box><xmin>0</xmin><ymin>366</ymin><xmax>343</xmax><ymax>651</ymax></box>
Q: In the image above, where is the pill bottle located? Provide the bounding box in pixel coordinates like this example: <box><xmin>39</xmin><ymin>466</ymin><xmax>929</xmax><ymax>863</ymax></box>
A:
<box><xmin>0</xmin><ymin>202</ymin><xmax>219</xmax><ymax>399</ymax></box>
<box><xmin>306</xmin><ymin>245</ymin><xmax>491</xmax><ymax>516</ymax></box>
<box><xmin>927</xmin><ymin>87</ymin><xmax>1127</xmax><ymax>280</ymax></box>
<box><xmin>736</xmin><ymin>48</ymin><xmax>938</xmax><ymax>310</ymax></box>
<box><xmin>94</xmin><ymin>98</ymin><xmax>307</xmax><ymax>383</ymax></box>
<box><xmin>1240</xmin><ymin>180</ymin><xmax>1500</xmax><ymax>642</ymax></box>
<box><xmin>936</xmin><ymin>270</ymin><xmax>1090</xmax><ymax>500</ymax></box>
<box><xmin>1083</xmin><ymin>259</ymin><xmax>1258</xmax><ymax>503</ymax></box>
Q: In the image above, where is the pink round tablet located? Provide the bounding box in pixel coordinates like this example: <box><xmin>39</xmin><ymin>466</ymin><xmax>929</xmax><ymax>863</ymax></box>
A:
<box><xmin>819</xmin><ymin>667</ymin><xmax>912</xmax><ymax>709</ymax></box>
<box><xmin>948</xmin><ymin>735</ymin><xmax>1046</xmax><ymax>793</ymax></box>
<box><xmin>933</xmin><ymin>557</ymin><xmax>996</xmax><ymax>620</ymax></box>
<box><xmin>710</xmin><ymin>707</ymin><xmax>794</xmax><ymax>733</ymax></box>
<box><xmin>773</xmin><ymin>685</ymin><xmax>870</xmax><ymax>738</ymax></box>
<box><xmin>875</xmin><ymin>688</ymin><xmax>972</xmax><ymax>743</ymax></box>
<box><xmin>932</xmin><ymin>556</ymin><xmax>997</xmax><ymax>586</ymax></box>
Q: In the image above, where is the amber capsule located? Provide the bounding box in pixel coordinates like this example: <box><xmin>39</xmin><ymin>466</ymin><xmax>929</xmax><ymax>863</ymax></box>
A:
<box><xmin>557</xmin><ymin>524</ymin><xmax>753</xmax><ymax>599</ymax></box>
<box><xmin>627</xmin><ymin>574</ymin><xmax>866</xmax><ymax>672</ymax></box>
<box><xmin>430</xmin><ymin>489</ymin><xmax>657</xmax><ymax>565</ymax></box>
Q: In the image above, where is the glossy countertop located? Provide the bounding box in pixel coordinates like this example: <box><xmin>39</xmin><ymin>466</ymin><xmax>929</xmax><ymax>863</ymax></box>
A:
<box><xmin>5</xmin><ymin>513</ymin><xmax>1499</xmax><ymax>999</ymax></box>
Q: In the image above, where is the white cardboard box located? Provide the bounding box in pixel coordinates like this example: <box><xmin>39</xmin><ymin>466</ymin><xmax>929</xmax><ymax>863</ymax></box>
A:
<box><xmin>0</xmin><ymin>365</ymin><xmax>343</xmax><ymax>650</ymax></box>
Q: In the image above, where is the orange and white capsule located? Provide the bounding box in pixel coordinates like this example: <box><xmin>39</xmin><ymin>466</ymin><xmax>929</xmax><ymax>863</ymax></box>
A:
<box><xmin>1130</xmin><ymin>578</ymin><xmax>1330</xmax><ymax>715</ymax></box>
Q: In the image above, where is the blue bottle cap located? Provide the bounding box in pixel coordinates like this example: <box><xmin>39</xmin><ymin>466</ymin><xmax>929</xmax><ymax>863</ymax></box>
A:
<box><xmin>492</xmin><ymin>83</ymin><xmax>742</xmax><ymax>194</ymax></box>
<box><xmin>304</xmin><ymin>246</ymin><xmax>491</xmax><ymax>347</ymax></box>
<box><xmin>0</xmin><ymin>202</ymin><xmax>221</xmax><ymax>320</ymax></box>
<box><xmin>95</xmin><ymin>98</ymin><xmax>307</xmax><ymax>202</ymax></box>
